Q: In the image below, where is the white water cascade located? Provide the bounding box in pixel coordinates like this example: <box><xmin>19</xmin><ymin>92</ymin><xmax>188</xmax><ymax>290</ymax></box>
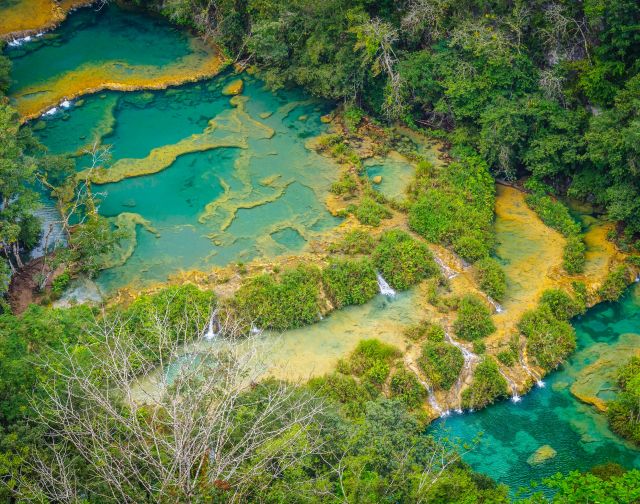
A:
<box><xmin>405</xmin><ymin>357</ymin><xmax>447</xmax><ymax>417</ymax></box>
<box><xmin>434</xmin><ymin>255</ymin><xmax>457</xmax><ymax>279</ymax></box>
<box><xmin>520</xmin><ymin>357</ymin><xmax>545</xmax><ymax>388</ymax></box>
<box><xmin>203</xmin><ymin>311</ymin><xmax>219</xmax><ymax>341</ymax></box>
<box><xmin>445</xmin><ymin>332</ymin><xmax>478</xmax><ymax>411</ymax></box>
<box><xmin>498</xmin><ymin>368</ymin><xmax>521</xmax><ymax>403</ymax></box>
<box><xmin>376</xmin><ymin>272</ymin><xmax>396</xmax><ymax>297</ymax></box>
<box><xmin>30</xmin><ymin>205</ymin><xmax>67</xmax><ymax>259</ymax></box>
<box><xmin>487</xmin><ymin>296</ymin><xmax>504</xmax><ymax>313</ymax></box>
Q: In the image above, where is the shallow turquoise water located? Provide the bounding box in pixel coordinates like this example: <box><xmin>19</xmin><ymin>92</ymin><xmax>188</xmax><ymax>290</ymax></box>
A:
<box><xmin>34</xmin><ymin>77</ymin><xmax>340</xmax><ymax>291</ymax></box>
<box><xmin>432</xmin><ymin>285</ymin><xmax>640</xmax><ymax>492</ymax></box>
<box><xmin>6</xmin><ymin>5</ymin><xmax>195</xmax><ymax>95</ymax></box>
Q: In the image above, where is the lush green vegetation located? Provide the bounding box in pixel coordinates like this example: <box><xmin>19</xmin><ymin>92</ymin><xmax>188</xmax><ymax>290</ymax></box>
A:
<box><xmin>607</xmin><ymin>356</ymin><xmax>640</xmax><ymax>445</ymax></box>
<box><xmin>474</xmin><ymin>257</ymin><xmax>507</xmax><ymax>301</ymax></box>
<box><xmin>373</xmin><ymin>229</ymin><xmax>439</xmax><ymax>290</ymax></box>
<box><xmin>348</xmin><ymin>195</ymin><xmax>392</xmax><ymax>226</ymax></box>
<box><xmin>453</xmin><ymin>294</ymin><xmax>495</xmax><ymax>341</ymax></box>
<box><xmin>419</xmin><ymin>340</ymin><xmax>464</xmax><ymax>390</ymax></box>
<box><xmin>322</xmin><ymin>257</ymin><xmax>378</xmax><ymax>308</ymax></box>
<box><xmin>404</xmin><ymin>320</ymin><xmax>445</xmax><ymax>342</ymax></box>
<box><xmin>598</xmin><ymin>265</ymin><xmax>633</xmax><ymax>302</ymax></box>
<box><xmin>408</xmin><ymin>150</ymin><xmax>496</xmax><ymax>263</ymax></box>
<box><xmin>328</xmin><ymin>228</ymin><xmax>375</xmax><ymax>255</ymax></box>
<box><xmin>519</xmin><ymin>305</ymin><xmax>577</xmax><ymax>371</ymax></box>
<box><xmin>539</xmin><ymin>288</ymin><xmax>585</xmax><ymax>321</ymax></box>
<box><xmin>525</xmin><ymin>190</ymin><xmax>586</xmax><ymax>274</ymax></box>
<box><xmin>234</xmin><ymin>264</ymin><xmax>322</xmax><ymax>330</ymax></box>
<box><xmin>461</xmin><ymin>357</ymin><xmax>509</xmax><ymax>410</ymax></box>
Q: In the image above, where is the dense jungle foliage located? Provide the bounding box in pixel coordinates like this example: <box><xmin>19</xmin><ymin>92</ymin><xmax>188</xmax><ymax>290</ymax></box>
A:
<box><xmin>153</xmin><ymin>0</ymin><xmax>640</xmax><ymax>246</ymax></box>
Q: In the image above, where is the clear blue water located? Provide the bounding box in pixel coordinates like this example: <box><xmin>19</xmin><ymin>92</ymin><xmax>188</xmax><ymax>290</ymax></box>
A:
<box><xmin>432</xmin><ymin>285</ymin><xmax>640</xmax><ymax>492</ymax></box>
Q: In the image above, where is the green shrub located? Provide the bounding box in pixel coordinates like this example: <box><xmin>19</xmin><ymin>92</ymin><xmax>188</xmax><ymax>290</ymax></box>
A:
<box><xmin>328</xmin><ymin>229</ymin><xmax>375</xmax><ymax>255</ymax></box>
<box><xmin>524</xmin><ymin>192</ymin><xmax>581</xmax><ymax>237</ymax></box>
<box><xmin>344</xmin><ymin>104</ymin><xmax>365</xmax><ymax>132</ymax></box>
<box><xmin>461</xmin><ymin>357</ymin><xmax>509</xmax><ymax>410</ymax></box>
<box><xmin>539</xmin><ymin>288</ymin><xmax>584</xmax><ymax>320</ymax></box>
<box><xmin>419</xmin><ymin>341</ymin><xmax>464</xmax><ymax>390</ymax></box>
<box><xmin>322</xmin><ymin>258</ymin><xmax>378</xmax><ymax>308</ymax></box>
<box><xmin>598</xmin><ymin>265</ymin><xmax>631</xmax><ymax>302</ymax></box>
<box><xmin>340</xmin><ymin>339</ymin><xmax>400</xmax><ymax>380</ymax></box>
<box><xmin>331</xmin><ymin>172</ymin><xmax>358</xmax><ymax>198</ymax></box>
<box><xmin>404</xmin><ymin>321</ymin><xmax>445</xmax><ymax>342</ymax></box>
<box><xmin>122</xmin><ymin>284</ymin><xmax>216</xmax><ymax>368</ymax></box>
<box><xmin>373</xmin><ymin>230</ymin><xmax>439</xmax><ymax>290</ymax></box>
<box><xmin>408</xmin><ymin>151</ymin><xmax>495</xmax><ymax>263</ymax></box>
<box><xmin>497</xmin><ymin>350</ymin><xmax>516</xmax><ymax>367</ymax></box>
<box><xmin>349</xmin><ymin>197</ymin><xmax>392</xmax><ymax>226</ymax></box>
<box><xmin>607</xmin><ymin>356</ymin><xmax>640</xmax><ymax>445</ymax></box>
<box><xmin>308</xmin><ymin>372</ymin><xmax>376</xmax><ymax>418</ymax></box>
<box><xmin>234</xmin><ymin>265</ymin><xmax>321</xmax><ymax>330</ymax></box>
<box><xmin>563</xmin><ymin>235</ymin><xmax>587</xmax><ymax>274</ymax></box>
<box><xmin>475</xmin><ymin>257</ymin><xmax>507</xmax><ymax>301</ymax></box>
<box><xmin>519</xmin><ymin>305</ymin><xmax>576</xmax><ymax>370</ymax></box>
<box><xmin>453</xmin><ymin>295</ymin><xmax>495</xmax><ymax>341</ymax></box>
<box><xmin>51</xmin><ymin>270</ymin><xmax>71</xmax><ymax>297</ymax></box>
<box><xmin>389</xmin><ymin>369</ymin><xmax>427</xmax><ymax>408</ymax></box>
<box><xmin>473</xmin><ymin>341</ymin><xmax>486</xmax><ymax>354</ymax></box>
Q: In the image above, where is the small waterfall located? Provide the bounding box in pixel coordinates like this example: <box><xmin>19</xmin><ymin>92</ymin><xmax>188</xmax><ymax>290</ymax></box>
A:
<box><xmin>445</xmin><ymin>332</ymin><xmax>478</xmax><ymax>410</ymax></box>
<box><xmin>405</xmin><ymin>358</ymin><xmax>446</xmax><ymax>417</ymax></box>
<box><xmin>31</xmin><ymin>205</ymin><xmax>67</xmax><ymax>259</ymax></box>
<box><xmin>487</xmin><ymin>296</ymin><xmax>504</xmax><ymax>314</ymax></box>
<box><xmin>498</xmin><ymin>368</ymin><xmax>521</xmax><ymax>403</ymax></box>
<box><xmin>434</xmin><ymin>255</ymin><xmax>457</xmax><ymax>279</ymax></box>
<box><xmin>376</xmin><ymin>272</ymin><xmax>396</xmax><ymax>297</ymax></box>
<box><xmin>7</xmin><ymin>32</ymin><xmax>43</xmax><ymax>47</ymax></box>
<box><xmin>520</xmin><ymin>357</ymin><xmax>545</xmax><ymax>388</ymax></box>
<box><xmin>203</xmin><ymin>311</ymin><xmax>219</xmax><ymax>341</ymax></box>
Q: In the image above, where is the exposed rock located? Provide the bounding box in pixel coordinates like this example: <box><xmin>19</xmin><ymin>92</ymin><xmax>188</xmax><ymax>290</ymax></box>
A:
<box><xmin>527</xmin><ymin>445</ymin><xmax>557</xmax><ymax>466</ymax></box>
<box><xmin>320</xmin><ymin>114</ymin><xmax>333</xmax><ymax>123</ymax></box>
<box><xmin>222</xmin><ymin>79</ymin><xmax>244</xmax><ymax>96</ymax></box>
<box><xmin>372</xmin><ymin>175</ymin><xmax>383</xmax><ymax>184</ymax></box>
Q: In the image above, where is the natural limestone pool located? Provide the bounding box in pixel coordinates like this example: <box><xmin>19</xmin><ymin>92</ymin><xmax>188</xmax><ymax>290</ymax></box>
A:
<box><xmin>5</xmin><ymin>2</ymin><xmax>639</xmax><ymax>493</ymax></box>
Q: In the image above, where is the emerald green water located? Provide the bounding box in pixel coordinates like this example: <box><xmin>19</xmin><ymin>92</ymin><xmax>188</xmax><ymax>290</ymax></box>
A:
<box><xmin>432</xmin><ymin>285</ymin><xmax>640</xmax><ymax>491</ymax></box>
<box><xmin>6</xmin><ymin>4</ymin><xmax>640</xmax><ymax>492</ymax></box>
<box><xmin>6</xmin><ymin>6</ymin><xmax>196</xmax><ymax>95</ymax></box>
<box><xmin>33</xmin><ymin>77</ymin><xmax>339</xmax><ymax>291</ymax></box>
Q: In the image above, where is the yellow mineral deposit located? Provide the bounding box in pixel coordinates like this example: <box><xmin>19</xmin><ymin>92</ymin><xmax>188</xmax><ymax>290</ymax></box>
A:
<box><xmin>11</xmin><ymin>39</ymin><xmax>227</xmax><ymax>121</ymax></box>
<box><xmin>0</xmin><ymin>0</ymin><xmax>92</xmax><ymax>40</ymax></box>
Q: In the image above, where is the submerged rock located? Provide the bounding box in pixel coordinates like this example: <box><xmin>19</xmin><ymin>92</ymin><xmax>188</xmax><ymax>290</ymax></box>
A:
<box><xmin>527</xmin><ymin>445</ymin><xmax>557</xmax><ymax>466</ymax></box>
<box><xmin>372</xmin><ymin>175</ymin><xmax>383</xmax><ymax>184</ymax></box>
<box><xmin>222</xmin><ymin>79</ymin><xmax>244</xmax><ymax>96</ymax></box>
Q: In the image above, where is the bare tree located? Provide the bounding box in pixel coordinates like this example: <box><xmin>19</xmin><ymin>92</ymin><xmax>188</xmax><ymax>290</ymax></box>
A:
<box><xmin>401</xmin><ymin>0</ymin><xmax>448</xmax><ymax>42</ymax></box>
<box><xmin>353</xmin><ymin>18</ymin><xmax>406</xmax><ymax>120</ymax></box>
<box><xmin>542</xmin><ymin>3</ymin><xmax>591</xmax><ymax>64</ymax></box>
<box><xmin>17</xmin><ymin>303</ymin><xmax>331</xmax><ymax>503</ymax></box>
<box><xmin>34</xmin><ymin>140</ymin><xmax>111</xmax><ymax>291</ymax></box>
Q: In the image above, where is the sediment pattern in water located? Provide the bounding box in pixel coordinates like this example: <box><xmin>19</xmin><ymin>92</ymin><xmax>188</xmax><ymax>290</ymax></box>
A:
<box><xmin>35</xmin><ymin>75</ymin><xmax>340</xmax><ymax>292</ymax></box>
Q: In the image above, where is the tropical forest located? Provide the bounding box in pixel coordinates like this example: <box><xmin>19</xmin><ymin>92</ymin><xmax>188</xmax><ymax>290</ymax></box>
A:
<box><xmin>0</xmin><ymin>0</ymin><xmax>639</xmax><ymax>502</ymax></box>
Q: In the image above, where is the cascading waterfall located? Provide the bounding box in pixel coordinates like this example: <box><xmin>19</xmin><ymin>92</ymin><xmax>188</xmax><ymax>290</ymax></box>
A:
<box><xmin>405</xmin><ymin>357</ymin><xmax>447</xmax><ymax>416</ymax></box>
<box><xmin>30</xmin><ymin>205</ymin><xmax>67</xmax><ymax>259</ymax></box>
<box><xmin>498</xmin><ymin>368</ymin><xmax>521</xmax><ymax>403</ymax></box>
<box><xmin>376</xmin><ymin>272</ymin><xmax>396</xmax><ymax>297</ymax></box>
<box><xmin>445</xmin><ymin>332</ymin><xmax>478</xmax><ymax>412</ymax></box>
<box><xmin>487</xmin><ymin>296</ymin><xmax>504</xmax><ymax>313</ymax></box>
<box><xmin>520</xmin><ymin>357</ymin><xmax>545</xmax><ymax>387</ymax></box>
<box><xmin>203</xmin><ymin>310</ymin><xmax>219</xmax><ymax>340</ymax></box>
<box><xmin>434</xmin><ymin>255</ymin><xmax>457</xmax><ymax>279</ymax></box>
